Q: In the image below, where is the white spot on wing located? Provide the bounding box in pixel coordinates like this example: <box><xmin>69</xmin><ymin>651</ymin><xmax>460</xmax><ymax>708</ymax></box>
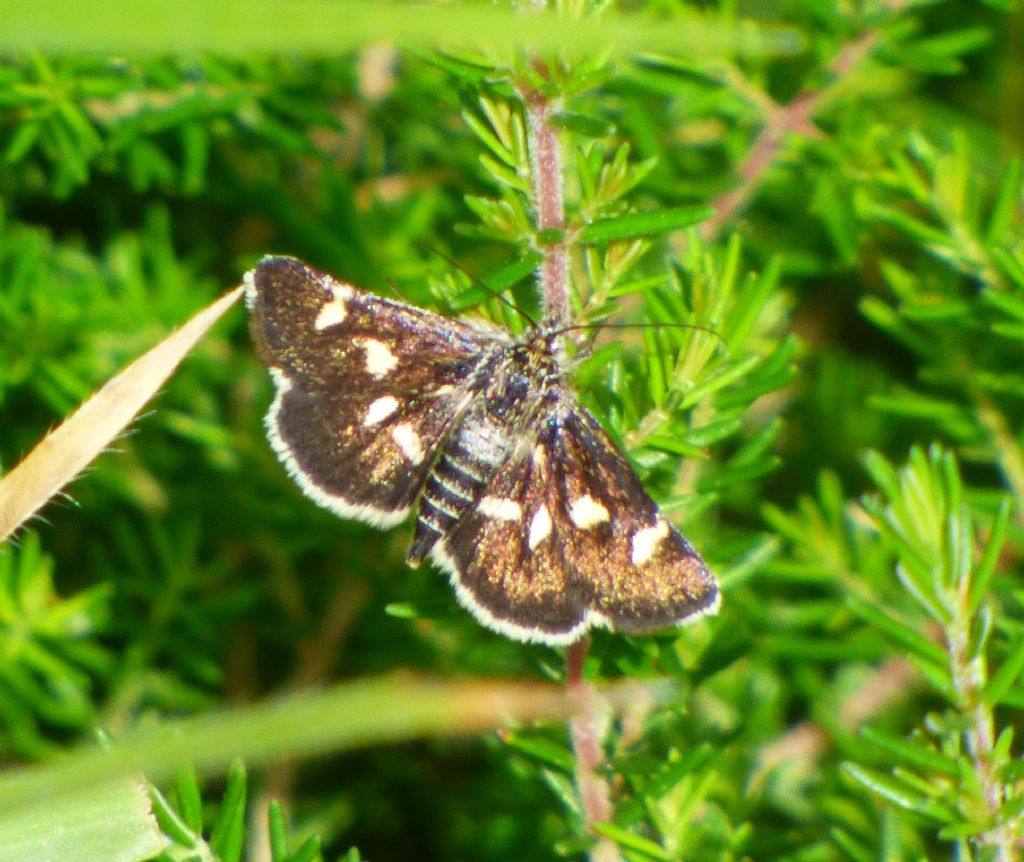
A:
<box><xmin>314</xmin><ymin>281</ymin><xmax>354</xmax><ymax>330</ymax></box>
<box><xmin>631</xmin><ymin>519</ymin><xmax>670</xmax><ymax>565</ymax></box>
<box><xmin>392</xmin><ymin>422</ymin><xmax>425</xmax><ymax>464</ymax></box>
<box><xmin>569</xmin><ymin>495</ymin><xmax>610</xmax><ymax>529</ymax></box>
<box><xmin>242</xmin><ymin>267</ymin><xmax>258</xmax><ymax>310</ymax></box>
<box><xmin>478</xmin><ymin>496</ymin><xmax>522</xmax><ymax>521</ymax></box>
<box><xmin>359</xmin><ymin>338</ymin><xmax>399</xmax><ymax>378</ymax></box>
<box><xmin>263</xmin><ymin>368</ymin><xmax>409</xmax><ymax>528</ymax></box>
<box><xmin>528</xmin><ymin>505</ymin><xmax>552</xmax><ymax>550</ymax></box>
<box><xmin>364</xmin><ymin>395</ymin><xmax>399</xmax><ymax>426</ymax></box>
<box><xmin>315</xmin><ymin>302</ymin><xmax>345</xmax><ymax>330</ymax></box>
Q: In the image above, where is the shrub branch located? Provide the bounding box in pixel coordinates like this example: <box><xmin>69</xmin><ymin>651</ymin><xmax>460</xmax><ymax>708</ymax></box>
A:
<box><xmin>700</xmin><ymin>14</ymin><xmax>897</xmax><ymax>241</ymax></box>
<box><xmin>518</xmin><ymin>70</ymin><xmax>571</xmax><ymax>327</ymax></box>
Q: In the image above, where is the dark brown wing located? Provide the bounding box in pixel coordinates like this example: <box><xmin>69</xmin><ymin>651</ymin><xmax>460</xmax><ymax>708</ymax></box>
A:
<box><xmin>246</xmin><ymin>256</ymin><xmax>503</xmax><ymax>526</ymax></box>
<box><xmin>433</xmin><ymin>407</ymin><xmax>719</xmax><ymax>644</ymax></box>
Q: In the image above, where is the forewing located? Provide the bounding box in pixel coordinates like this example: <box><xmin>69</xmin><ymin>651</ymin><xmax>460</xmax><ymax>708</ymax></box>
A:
<box><xmin>245</xmin><ymin>256</ymin><xmax>501</xmax><ymax>526</ymax></box>
<box><xmin>434</xmin><ymin>408</ymin><xmax>718</xmax><ymax>644</ymax></box>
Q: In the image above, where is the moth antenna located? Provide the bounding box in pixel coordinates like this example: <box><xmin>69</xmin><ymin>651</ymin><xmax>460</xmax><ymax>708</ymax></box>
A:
<box><xmin>417</xmin><ymin>244</ymin><xmax>539</xmax><ymax>328</ymax></box>
<box><xmin>553</xmin><ymin>320</ymin><xmax>728</xmax><ymax>351</ymax></box>
<box><xmin>383</xmin><ymin>279</ymin><xmax>414</xmax><ymax>304</ymax></box>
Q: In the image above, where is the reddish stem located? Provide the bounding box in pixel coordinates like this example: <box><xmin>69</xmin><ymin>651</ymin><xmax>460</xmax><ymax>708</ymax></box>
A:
<box><xmin>700</xmin><ymin>26</ymin><xmax>882</xmax><ymax>241</ymax></box>
<box><xmin>566</xmin><ymin>638</ymin><xmax>619</xmax><ymax>861</ymax></box>
<box><xmin>520</xmin><ymin>81</ymin><xmax>571</xmax><ymax>328</ymax></box>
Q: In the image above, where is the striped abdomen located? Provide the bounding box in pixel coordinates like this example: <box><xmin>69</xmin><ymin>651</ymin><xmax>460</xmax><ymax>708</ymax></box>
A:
<box><xmin>406</xmin><ymin>416</ymin><xmax>512</xmax><ymax>565</ymax></box>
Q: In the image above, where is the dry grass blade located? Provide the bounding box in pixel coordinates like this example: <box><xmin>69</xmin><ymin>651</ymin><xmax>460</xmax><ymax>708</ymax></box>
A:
<box><xmin>0</xmin><ymin>287</ymin><xmax>244</xmax><ymax>543</ymax></box>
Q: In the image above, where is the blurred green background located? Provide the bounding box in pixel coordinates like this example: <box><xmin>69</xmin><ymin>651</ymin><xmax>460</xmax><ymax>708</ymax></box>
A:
<box><xmin>1</xmin><ymin>1</ymin><xmax>1023</xmax><ymax>860</ymax></box>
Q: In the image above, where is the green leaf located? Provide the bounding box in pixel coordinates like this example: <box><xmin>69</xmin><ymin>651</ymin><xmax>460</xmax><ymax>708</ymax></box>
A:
<box><xmin>860</xmin><ymin>726</ymin><xmax>960</xmax><ymax>777</ymax></box>
<box><xmin>722</xmin><ymin>256</ymin><xmax>781</xmax><ymax>351</ymax></box>
<box><xmin>684</xmin><ymin>416</ymin><xmax>744</xmax><ymax>447</ymax></box>
<box><xmin>969</xmin><ymin>496</ymin><xmax>1012</xmax><ymax>614</ymax></box>
<box><xmin>461</xmin><ymin>106</ymin><xmax>517</xmax><ymax>169</ymax></box>
<box><xmin>905</xmin><ymin>652</ymin><xmax>957</xmax><ymax>702</ymax></box>
<box><xmin>984</xmin><ymin>631</ymin><xmax>1024</xmax><ymax>707</ymax></box>
<box><xmin>209</xmin><ymin>758</ymin><xmax>247</xmax><ymax>862</ymax></box>
<box><xmin>895</xmin><ymin>26</ymin><xmax>992</xmax><ymax>75</ymax></box>
<box><xmin>983</xmin><ymin>284</ymin><xmax>1024</xmax><ymax>323</ymax></box>
<box><xmin>175</xmin><ymin>767</ymin><xmax>203</xmax><ymax>834</ymax></box>
<box><xmin>631</xmin><ymin>743</ymin><xmax>718</xmax><ymax>798</ymax></box>
<box><xmin>536</xmin><ymin>227</ymin><xmax>566</xmax><ymax>245</ymax></box>
<box><xmin>540</xmin><ymin>769</ymin><xmax>581</xmax><ymax>820</ymax></box>
<box><xmin>268</xmin><ymin>800</ymin><xmax>289</xmax><ymax>860</ymax></box>
<box><xmin>991</xmin><ymin>322</ymin><xmax>1024</xmax><ymax>340</ymax></box>
<box><xmin>416</xmin><ymin>48</ymin><xmax>492</xmax><ymax>83</ymax></box>
<box><xmin>643</xmin><ymin>327</ymin><xmax>668</xmax><ymax>405</ymax></box>
<box><xmin>992</xmin><ymin>246</ymin><xmax>1024</xmax><ymax>289</ymax></box>
<box><xmin>862</xmin><ymin>201</ymin><xmax>951</xmax><ymax>247</ymax></box>
<box><xmin>593</xmin><ymin>822</ymin><xmax>673</xmax><ymax>860</ymax></box>
<box><xmin>985</xmin><ymin>158</ymin><xmax>1022</xmax><ymax>245</ymax></box>
<box><xmin>678</xmin><ymin>354</ymin><xmax>760</xmax><ymax>409</ymax></box>
<box><xmin>482</xmin><ymin>253</ymin><xmax>544</xmax><ymax>292</ymax></box>
<box><xmin>577</xmin><ymin>205</ymin><xmax>713</xmax><ymax>243</ymax></box>
<box><xmin>148</xmin><ymin>785</ymin><xmax>197</xmax><ymax>850</ymax></box>
<box><xmin>643</xmin><ymin>433</ymin><xmax>705</xmax><ymax>457</ymax></box>
<box><xmin>479</xmin><ymin>153</ymin><xmax>529</xmax><ymax>192</ymax></box>
<box><xmin>550</xmin><ymin>111</ymin><xmax>614</xmax><ymax>137</ymax></box>
<box><xmin>830</xmin><ymin>828</ymin><xmax>875</xmax><ymax>862</ymax></box>
<box><xmin>842</xmin><ymin>763</ymin><xmax>957</xmax><ymax>822</ymax></box>
<box><xmin>859</xmin><ymin>297</ymin><xmax>940</xmax><ymax>359</ymax></box>
<box><xmin>0</xmin><ymin>779</ymin><xmax>164</xmax><ymax>862</ymax></box>
<box><xmin>845</xmin><ymin>596</ymin><xmax>949</xmax><ymax>666</ymax></box>
<box><xmin>696</xmin><ymin>454</ymin><xmax>781</xmax><ymax>491</ymax></box>
<box><xmin>287</xmin><ymin>835</ymin><xmax>324</xmax><ymax>862</ymax></box>
<box><xmin>867</xmin><ymin>391</ymin><xmax>966</xmax><ymax>422</ymax></box>
<box><xmin>502</xmin><ymin>733</ymin><xmax>575</xmax><ymax>772</ymax></box>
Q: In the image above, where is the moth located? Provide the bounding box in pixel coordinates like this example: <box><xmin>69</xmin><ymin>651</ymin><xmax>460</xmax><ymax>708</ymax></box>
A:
<box><xmin>245</xmin><ymin>255</ymin><xmax>719</xmax><ymax>645</ymax></box>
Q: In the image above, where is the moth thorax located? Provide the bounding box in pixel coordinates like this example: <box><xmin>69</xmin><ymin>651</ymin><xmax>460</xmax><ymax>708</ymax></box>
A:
<box><xmin>488</xmin><ymin>369</ymin><xmax>529</xmax><ymax>416</ymax></box>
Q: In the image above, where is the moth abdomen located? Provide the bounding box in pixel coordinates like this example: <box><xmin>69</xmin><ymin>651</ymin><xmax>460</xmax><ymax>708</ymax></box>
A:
<box><xmin>407</xmin><ymin>449</ymin><xmax>487</xmax><ymax>565</ymax></box>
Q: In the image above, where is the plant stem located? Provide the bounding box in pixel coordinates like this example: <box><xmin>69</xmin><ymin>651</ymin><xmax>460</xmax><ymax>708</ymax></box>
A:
<box><xmin>699</xmin><ymin>23</ymin><xmax>884</xmax><ymax>242</ymax></box>
<box><xmin>566</xmin><ymin>638</ymin><xmax>620</xmax><ymax>862</ymax></box>
<box><xmin>517</xmin><ymin>8</ymin><xmax>612</xmax><ymax>854</ymax></box>
<box><xmin>948</xmin><ymin>589</ymin><xmax>1019</xmax><ymax>860</ymax></box>
<box><xmin>519</xmin><ymin>69</ymin><xmax>571</xmax><ymax>328</ymax></box>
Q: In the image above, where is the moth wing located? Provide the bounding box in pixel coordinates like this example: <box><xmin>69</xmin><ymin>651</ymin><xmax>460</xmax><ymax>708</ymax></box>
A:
<box><xmin>434</xmin><ymin>408</ymin><xmax>718</xmax><ymax>644</ymax></box>
<box><xmin>245</xmin><ymin>256</ymin><xmax>502</xmax><ymax>525</ymax></box>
